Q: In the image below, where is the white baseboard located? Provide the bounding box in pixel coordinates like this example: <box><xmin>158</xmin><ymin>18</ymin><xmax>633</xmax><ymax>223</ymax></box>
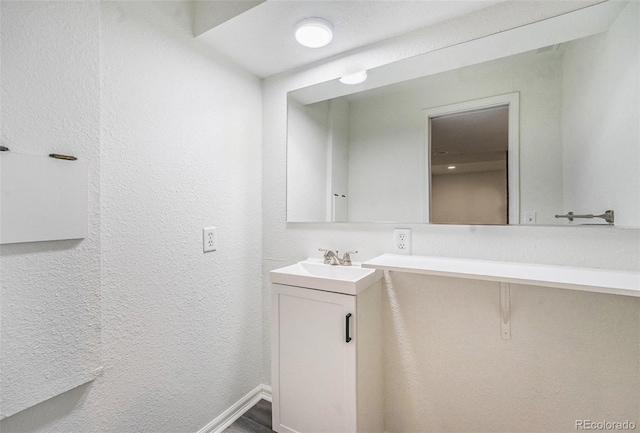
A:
<box><xmin>197</xmin><ymin>384</ymin><xmax>272</xmax><ymax>433</ymax></box>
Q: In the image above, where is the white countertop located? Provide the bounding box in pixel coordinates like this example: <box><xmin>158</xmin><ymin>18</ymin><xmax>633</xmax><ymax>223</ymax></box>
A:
<box><xmin>270</xmin><ymin>259</ymin><xmax>383</xmax><ymax>295</ymax></box>
<box><xmin>362</xmin><ymin>254</ymin><xmax>640</xmax><ymax>297</ymax></box>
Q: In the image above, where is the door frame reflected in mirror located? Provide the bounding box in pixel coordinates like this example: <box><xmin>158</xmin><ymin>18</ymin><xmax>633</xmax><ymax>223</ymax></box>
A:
<box><xmin>423</xmin><ymin>92</ymin><xmax>520</xmax><ymax>224</ymax></box>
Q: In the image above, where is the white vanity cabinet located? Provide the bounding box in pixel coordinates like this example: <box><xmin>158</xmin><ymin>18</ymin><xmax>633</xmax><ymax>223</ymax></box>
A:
<box><xmin>270</xmin><ymin>264</ymin><xmax>383</xmax><ymax>433</ymax></box>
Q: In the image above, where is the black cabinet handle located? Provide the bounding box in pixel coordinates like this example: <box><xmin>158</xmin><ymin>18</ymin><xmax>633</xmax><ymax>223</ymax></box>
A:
<box><xmin>346</xmin><ymin>313</ymin><xmax>352</xmax><ymax>343</ymax></box>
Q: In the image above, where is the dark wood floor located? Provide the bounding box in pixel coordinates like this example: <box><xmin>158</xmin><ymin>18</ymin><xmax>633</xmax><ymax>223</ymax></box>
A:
<box><xmin>225</xmin><ymin>399</ymin><xmax>275</xmax><ymax>433</ymax></box>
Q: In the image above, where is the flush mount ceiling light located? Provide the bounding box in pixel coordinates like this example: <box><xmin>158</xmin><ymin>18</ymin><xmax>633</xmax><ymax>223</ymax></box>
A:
<box><xmin>294</xmin><ymin>18</ymin><xmax>333</xmax><ymax>48</ymax></box>
<box><xmin>339</xmin><ymin>70</ymin><xmax>368</xmax><ymax>85</ymax></box>
<box><xmin>448</xmin><ymin>166</ymin><xmax>456</xmax><ymax>170</ymax></box>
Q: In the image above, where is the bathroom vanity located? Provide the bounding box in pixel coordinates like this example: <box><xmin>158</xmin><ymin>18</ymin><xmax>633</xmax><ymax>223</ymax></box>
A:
<box><xmin>271</xmin><ymin>255</ymin><xmax>639</xmax><ymax>432</ymax></box>
<box><xmin>270</xmin><ymin>260</ymin><xmax>384</xmax><ymax>433</ymax></box>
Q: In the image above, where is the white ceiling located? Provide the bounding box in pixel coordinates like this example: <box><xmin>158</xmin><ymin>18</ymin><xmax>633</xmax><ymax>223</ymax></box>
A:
<box><xmin>431</xmin><ymin>105</ymin><xmax>509</xmax><ymax>170</ymax></box>
<box><xmin>431</xmin><ymin>105</ymin><xmax>509</xmax><ymax>156</ymax></box>
<box><xmin>196</xmin><ymin>0</ymin><xmax>503</xmax><ymax>78</ymax></box>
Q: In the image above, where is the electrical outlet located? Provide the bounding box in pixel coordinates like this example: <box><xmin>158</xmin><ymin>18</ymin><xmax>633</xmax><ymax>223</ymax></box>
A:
<box><xmin>394</xmin><ymin>228</ymin><xmax>411</xmax><ymax>255</ymax></box>
<box><xmin>203</xmin><ymin>227</ymin><xmax>217</xmax><ymax>252</ymax></box>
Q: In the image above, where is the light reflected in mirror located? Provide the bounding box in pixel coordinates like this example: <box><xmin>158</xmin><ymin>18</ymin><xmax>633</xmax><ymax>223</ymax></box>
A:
<box><xmin>286</xmin><ymin>3</ymin><xmax>639</xmax><ymax>227</ymax></box>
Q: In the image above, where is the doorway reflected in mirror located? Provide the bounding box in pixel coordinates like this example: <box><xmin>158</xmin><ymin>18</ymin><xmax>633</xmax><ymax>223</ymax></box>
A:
<box><xmin>430</xmin><ymin>106</ymin><xmax>508</xmax><ymax>225</ymax></box>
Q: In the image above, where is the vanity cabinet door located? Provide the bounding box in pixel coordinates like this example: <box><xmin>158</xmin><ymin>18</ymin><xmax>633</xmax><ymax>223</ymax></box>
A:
<box><xmin>272</xmin><ymin>283</ymin><xmax>357</xmax><ymax>433</ymax></box>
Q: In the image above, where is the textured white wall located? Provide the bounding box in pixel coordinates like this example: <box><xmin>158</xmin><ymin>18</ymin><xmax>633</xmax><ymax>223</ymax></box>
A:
<box><xmin>328</xmin><ymin>98</ymin><xmax>349</xmax><ymax>221</ymax></box>
<box><xmin>287</xmin><ymin>96</ymin><xmax>351</xmax><ymax>222</ymax></box>
<box><xmin>347</xmin><ymin>89</ymin><xmax>425</xmax><ymax>222</ymax></box>
<box><xmin>383</xmin><ymin>272</ymin><xmax>639</xmax><ymax>433</ymax></box>
<box><xmin>432</xmin><ymin>170</ymin><xmax>507</xmax><ymax>225</ymax></box>
<box><xmin>287</xmin><ymin>99</ymin><xmax>329</xmax><ymax>222</ymax></box>
<box><xmin>1</xmin><ymin>1</ymin><xmax>263</xmax><ymax>432</ymax></box>
<box><xmin>96</xmin><ymin>2</ymin><xmax>262</xmax><ymax>431</ymax></box>
<box><xmin>262</xmin><ymin>2</ymin><xmax>640</xmax><ymax>431</ymax></box>
<box><xmin>0</xmin><ymin>0</ymin><xmax>102</xmax><ymax>420</ymax></box>
<box><xmin>562</xmin><ymin>1</ymin><xmax>640</xmax><ymax>227</ymax></box>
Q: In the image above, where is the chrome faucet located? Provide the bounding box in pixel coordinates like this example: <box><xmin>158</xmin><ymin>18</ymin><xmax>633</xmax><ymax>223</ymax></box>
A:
<box><xmin>318</xmin><ymin>249</ymin><xmax>358</xmax><ymax>266</ymax></box>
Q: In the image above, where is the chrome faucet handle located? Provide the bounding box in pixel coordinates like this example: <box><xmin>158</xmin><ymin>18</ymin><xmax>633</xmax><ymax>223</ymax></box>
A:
<box><xmin>318</xmin><ymin>248</ymin><xmax>340</xmax><ymax>265</ymax></box>
<box><xmin>341</xmin><ymin>251</ymin><xmax>358</xmax><ymax>266</ymax></box>
<box><xmin>318</xmin><ymin>248</ymin><xmax>329</xmax><ymax>262</ymax></box>
<box><xmin>318</xmin><ymin>248</ymin><xmax>335</xmax><ymax>257</ymax></box>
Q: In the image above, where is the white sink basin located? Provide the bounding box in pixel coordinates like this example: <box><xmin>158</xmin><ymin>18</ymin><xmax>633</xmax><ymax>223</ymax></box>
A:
<box><xmin>270</xmin><ymin>259</ymin><xmax>383</xmax><ymax>295</ymax></box>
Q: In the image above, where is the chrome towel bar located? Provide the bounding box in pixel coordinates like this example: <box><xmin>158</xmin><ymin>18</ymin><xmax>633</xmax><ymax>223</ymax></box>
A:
<box><xmin>555</xmin><ymin>210</ymin><xmax>614</xmax><ymax>224</ymax></box>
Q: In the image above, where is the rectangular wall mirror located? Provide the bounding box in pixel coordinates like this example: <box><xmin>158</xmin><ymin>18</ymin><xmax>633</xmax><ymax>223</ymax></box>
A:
<box><xmin>286</xmin><ymin>2</ymin><xmax>639</xmax><ymax>227</ymax></box>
